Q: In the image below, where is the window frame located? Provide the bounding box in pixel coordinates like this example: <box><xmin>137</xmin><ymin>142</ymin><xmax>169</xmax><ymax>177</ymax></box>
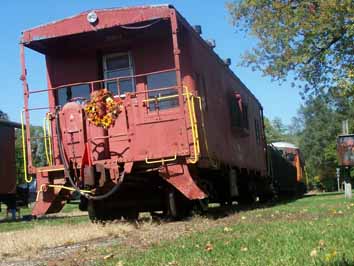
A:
<box><xmin>102</xmin><ymin>52</ymin><xmax>135</xmax><ymax>97</ymax></box>
<box><xmin>56</xmin><ymin>84</ymin><xmax>91</xmax><ymax>107</ymax></box>
<box><xmin>146</xmin><ymin>70</ymin><xmax>179</xmax><ymax>112</ymax></box>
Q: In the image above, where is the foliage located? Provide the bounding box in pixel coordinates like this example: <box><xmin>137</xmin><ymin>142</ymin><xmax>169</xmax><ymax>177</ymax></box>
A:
<box><xmin>15</xmin><ymin>126</ymin><xmax>46</xmax><ymax>184</ymax></box>
<box><xmin>264</xmin><ymin>116</ymin><xmax>300</xmax><ymax>145</ymax></box>
<box><xmin>227</xmin><ymin>0</ymin><xmax>354</xmax><ymax>97</ymax></box>
<box><xmin>0</xmin><ymin>109</ymin><xmax>8</xmax><ymax>120</ymax></box>
<box><xmin>297</xmin><ymin>94</ymin><xmax>344</xmax><ymax>191</ymax></box>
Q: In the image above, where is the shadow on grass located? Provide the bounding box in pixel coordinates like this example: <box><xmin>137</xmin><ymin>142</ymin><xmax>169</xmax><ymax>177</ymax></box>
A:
<box><xmin>201</xmin><ymin>195</ymin><xmax>301</xmax><ymax>220</ymax></box>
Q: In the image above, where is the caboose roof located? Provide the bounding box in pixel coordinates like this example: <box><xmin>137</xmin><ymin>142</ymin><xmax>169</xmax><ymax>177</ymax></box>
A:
<box><xmin>20</xmin><ymin>4</ymin><xmax>263</xmax><ymax>108</ymax></box>
<box><xmin>272</xmin><ymin>142</ymin><xmax>299</xmax><ymax>149</ymax></box>
<box><xmin>21</xmin><ymin>4</ymin><xmax>172</xmax><ymax>50</ymax></box>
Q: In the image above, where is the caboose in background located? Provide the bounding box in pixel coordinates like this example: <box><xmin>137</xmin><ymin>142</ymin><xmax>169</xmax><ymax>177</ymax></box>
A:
<box><xmin>268</xmin><ymin>142</ymin><xmax>306</xmax><ymax>195</ymax></box>
<box><xmin>21</xmin><ymin>5</ymin><xmax>272</xmax><ymax>220</ymax></box>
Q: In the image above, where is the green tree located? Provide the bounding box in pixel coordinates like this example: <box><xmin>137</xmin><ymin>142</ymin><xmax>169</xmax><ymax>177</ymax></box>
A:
<box><xmin>264</xmin><ymin>116</ymin><xmax>300</xmax><ymax>145</ymax></box>
<box><xmin>0</xmin><ymin>109</ymin><xmax>8</xmax><ymax>120</ymax></box>
<box><xmin>297</xmin><ymin>95</ymin><xmax>340</xmax><ymax>190</ymax></box>
<box><xmin>15</xmin><ymin>126</ymin><xmax>46</xmax><ymax>184</ymax></box>
<box><xmin>227</xmin><ymin>0</ymin><xmax>354</xmax><ymax>97</ymax></box>
<box><xmin>264</xmin><ymin>117</ymin><xmax>283</xmax><ymax>143</ymax></box>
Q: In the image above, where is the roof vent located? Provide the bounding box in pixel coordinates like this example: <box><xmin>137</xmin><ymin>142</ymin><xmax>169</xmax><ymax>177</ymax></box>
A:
<box><xmin>193</xmin><ymin>25</ymin><xmax>202</xmax><ymax>35</ymax></box>
<box><xmin>207</xmin><ymin>39</ymin><xmax>216</xmax><ymax>49</ymax></box>
<box><xmin>224</xmin><ymin>58</ymin><xmax>232</xmax><ymax>66</ymax></box>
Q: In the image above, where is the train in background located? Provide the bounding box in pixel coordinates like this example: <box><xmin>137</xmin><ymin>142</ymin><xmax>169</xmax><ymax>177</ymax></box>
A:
<box><xmin>0</xmin><ymin>119</ymin><xmax>29</xmax><ymax>219</ymax></box>
<box><xmin>268</xmin><ymin>142</ymin><xmax>306</xmax><ymax>196</ymax></box>
<box><xmin>19</xmin><ymin>5</ymin><xmax>304</xmax><ymax>221</ymax></box>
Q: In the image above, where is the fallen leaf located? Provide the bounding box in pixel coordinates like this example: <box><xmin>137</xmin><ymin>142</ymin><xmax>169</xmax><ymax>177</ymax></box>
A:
<box><xmin>240</xmin><ymin>246</ymin><xmax>248</xmax><ymax>252</ymax></box>
<box><xmin>205</xmin><ymin>242</ymin><xmax>213</xmax><ymax>252</ymax></box>
<box><xmin>104</xmin><ymin>254</ymin><xmax>114</xmax><ymax>260</ymax></box>
<box><xmin>223</xmin><ymin>227</ymin><xmax>232</xmax><ymax>232</ymax></box>
<box><xmin>116</xmin><ymin>261</ymin><xmax>124</xmax><ymax>266</ymax></box>
<box><xmin>310</xmin><ymin>249</ymin><xmax>318</xmax><ymax>257</ymax></box>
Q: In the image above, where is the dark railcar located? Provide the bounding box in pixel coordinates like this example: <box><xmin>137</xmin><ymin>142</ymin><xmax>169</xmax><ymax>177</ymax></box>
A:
<box><xmin>0</xmin><ymin>120</ymin><xmax>20</xmax><ymax>216</ymax></box>
<box><xmin>268</xmin><ymin>145</ymin><xmax>297</xmax><ymax>195</ymax></box>
<box><xmin>20</xmin><ymin>5</ymin><xmax>271</xmax><ymax>220</ymax></box>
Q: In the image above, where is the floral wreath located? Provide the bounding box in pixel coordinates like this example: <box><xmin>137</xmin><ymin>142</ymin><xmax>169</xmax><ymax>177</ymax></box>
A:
<box><xmin>84</xmin><ymin>89</ymin><xmax>123</xmax><ymax>129</ymax></box>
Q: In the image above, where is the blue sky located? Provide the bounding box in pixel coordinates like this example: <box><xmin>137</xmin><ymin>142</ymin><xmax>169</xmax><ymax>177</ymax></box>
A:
<box><xmin>1</xmin><ymin>0</ymin><xmax>302</xmax><ymax>125</ymax></box>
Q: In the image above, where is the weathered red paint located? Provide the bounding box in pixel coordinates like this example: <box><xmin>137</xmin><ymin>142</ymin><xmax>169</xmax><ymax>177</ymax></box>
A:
<box><xmin>337</xmin><ymin>135</ymin><xmax>354</xmax><ymax>167</ymax></box>
<box><xmin>21</xmin><ymin>5</ymin><xmax>268</xmax><ymax>216</ymax></box>
<box><xmin>159</xmin><ymin>163</ymin><xmax>206</xmax><ymax>199</ymax></box>
<box><xmin>0</xmin><ymin>120</ymin><xmax>20</xmax><ymax>196</ymax></box>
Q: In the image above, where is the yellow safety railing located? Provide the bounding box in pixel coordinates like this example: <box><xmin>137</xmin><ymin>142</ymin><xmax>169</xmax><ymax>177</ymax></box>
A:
<box><xmin>36</xmin><ymin>184</ymin><xmax>93</xmax><ymax>202</ymax></box>
<box><xmin>43</xmin><ymin>113</ymin><xmax>53</xmax><ymax>166</ymax></box>
<box><xmin>20</xmin><ymin>110</ymin><xmax>32</xmax><ymax>183</ymax></box>
<box><xmin>145</xmin><ymin>154</ymin><xmax>177</xmax><ymax>165</ymax></box>
<box><xmin>184</xmin><ymin>86</ymin><xmax>200</xmax><ymax>164</ymax></box>
<box><xmin>142</xmin><ymin>94</ymin><xmax>181</xmax><ymax>103</ymax></box>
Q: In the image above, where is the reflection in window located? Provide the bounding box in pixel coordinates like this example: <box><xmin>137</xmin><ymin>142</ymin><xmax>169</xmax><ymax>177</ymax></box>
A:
<box><xmin>103</xmin><ymin>53</ymin><xmax>135</xmax><ymax>96</ymax></box>
<box><xmin>147</xmin><ymin>71</ymin><xmax>178</xmax><ymax>111</ymax></box>
<box><xmin>57</xmin><ymin>84</ymin><xmax>90</xmax><ymax>106</ymax></box>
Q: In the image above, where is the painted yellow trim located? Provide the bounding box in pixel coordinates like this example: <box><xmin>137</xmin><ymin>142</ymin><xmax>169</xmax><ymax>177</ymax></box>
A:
<box><xmin>145</xmin><ymin>154</ymin><xmax>177</xmax><ymax>165</ymax></box>
<box><xmin>21</xmin><ymin>110</ymin><xmax>32</xmax><ymax>183</ymax></box>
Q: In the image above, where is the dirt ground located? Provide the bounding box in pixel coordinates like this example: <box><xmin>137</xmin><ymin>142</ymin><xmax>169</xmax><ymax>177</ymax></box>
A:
<box><xmin>0</xmin><ymin>205</ymin><xmax>254</xmax><ymax>266</ymax></box>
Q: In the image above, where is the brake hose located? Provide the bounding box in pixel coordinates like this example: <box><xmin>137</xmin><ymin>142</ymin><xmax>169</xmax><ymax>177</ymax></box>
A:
<box><xmin>55</xmin><ymin>110</ymin><xmax>124</xmax><ymax>200</ymax></box>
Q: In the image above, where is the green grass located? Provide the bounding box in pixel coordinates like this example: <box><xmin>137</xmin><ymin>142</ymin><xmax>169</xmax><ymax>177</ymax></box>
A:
<box><xmin>0</xmin><ymin>202</ymin><xmax>88</xmax><ymax>232</ymax></box>
<box><xmin>96</xmin><ymin>194</ymin><xmax>354</xmax><ymax>266</ymax></box>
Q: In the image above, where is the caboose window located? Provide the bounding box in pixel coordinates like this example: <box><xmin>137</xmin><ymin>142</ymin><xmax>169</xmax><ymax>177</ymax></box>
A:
<box><xmin>103</xmin><ymin>53</ymin><xmax>135</xmax><ymax>96</ymax></box>
<box><xmin>255</xmin><ymin>119</ymin><xmax>261</xmax><ymax>144</ymax></box>
<box><xmin>147</xmin><ymin>71</ymin><xmax>178</xmax><ymax>111</ymax></box>
<box><xmin>56</xmin><ymin>84</ymin><xmax>90</xmax><ymax>106</ymax></box>
<box><xmin>230</xmin><ymin>92</ymin><xmax>249</xmax><ymax>131</ymax></box>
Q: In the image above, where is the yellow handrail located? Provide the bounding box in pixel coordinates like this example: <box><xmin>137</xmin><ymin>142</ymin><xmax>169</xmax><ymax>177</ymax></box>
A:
<box><xmin>36</xmin><ymin>184</ymin><xmax>93</xmax><ymax>202</ymax></box>
<box><xmin>42</xmin><ymin>113</ymin><xmax>53</xmax><ymax>166</ymax></box>
<box><xmin>43</xmin><ymin>117</ymin><xmax>50</xmax><ymax>166</ymax></box>
<box><xmin>184</xmin><ymin>86</ymin><xmax>200</xmax><ymax>164</ymax></box>
<box><xmin>142</xmin><ymin>94</ymin><xmax>180</xmax><ymax>103</ymax></box>
<box><xmin>20</xmin><ymin>110</ymin><xmax>32</xmax><ymax>183</ymax></box>
<box><xmin>145</xmin><ymin>154</ymin><xmax>177</xmax><ymax>165</ymax></box>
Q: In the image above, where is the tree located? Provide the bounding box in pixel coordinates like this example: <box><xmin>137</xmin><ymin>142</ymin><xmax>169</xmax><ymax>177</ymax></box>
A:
<box><xmin>297</xmin><ymin>94</ymin><xmax>340</xmax><ymax>190</ymax></box>
<box><xmin>0</xmin><ymin>109</ymin><xmax>9</xmax><ymax>120</ymax></box>
<box><xmin>227</xmin><ymin>1</ymin><xmax>354</xmax><ymax>97</ymax></box>
<box><xmin>15</xmin><ymin>126</ymin><xmax>46</xmax><ymax>184</ymax></box>
<box><xmin>264</xmin><ymin>117</ymin><xmax>287</xmax><ymax>143</ymax></box>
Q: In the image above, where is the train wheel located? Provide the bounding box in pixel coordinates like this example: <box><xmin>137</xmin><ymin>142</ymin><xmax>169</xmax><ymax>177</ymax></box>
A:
<box><xmin>165</xmin><ymin>189</ymin><xmax>192</xmax><ymax>220</ymax></box>
<box><xmin>88</xmin><ymin>200</ymin><xmax>139</xmax><ymax>222</ymax></box>
<box><xmin>87</xmin><ymin>200</ymin><xmax>111</xmax><ymax>221</ymax></box>
<box><xmin>195</xmin><ymin>179</ymin><xmax>216</xmax><ymax>212</ymax></box>
<box><xmin>120</xmin><ymin>209</ymin><xmax>139</xmax><ymax>221</ymax></box>
<box><xmin>238</xmin><ymin>180</ymin><xmax>258</xmax><ymax>204</ymax></box>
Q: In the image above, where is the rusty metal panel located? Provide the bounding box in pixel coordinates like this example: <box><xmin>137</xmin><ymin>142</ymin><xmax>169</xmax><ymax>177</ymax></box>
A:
<box><xmin>0</xmin><ymin>124</ymin><xmax>17</xmax><ymax>195</ymax></box>
<box><xmin>178</xmin><ymin>16</ymin><xmax>267</xmax><ymax>175</ymax></box>
<box><xmin>337</xmin><ymin>134</ymin><xmax>354</xmax><ymax>166</ymax></box>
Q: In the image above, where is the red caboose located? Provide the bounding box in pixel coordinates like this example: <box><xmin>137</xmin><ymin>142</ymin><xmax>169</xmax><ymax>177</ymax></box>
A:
<box><xmin>21</xmin><ymin>5</ymin><xmax>269</xmax><ymax>220</ymax></box>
